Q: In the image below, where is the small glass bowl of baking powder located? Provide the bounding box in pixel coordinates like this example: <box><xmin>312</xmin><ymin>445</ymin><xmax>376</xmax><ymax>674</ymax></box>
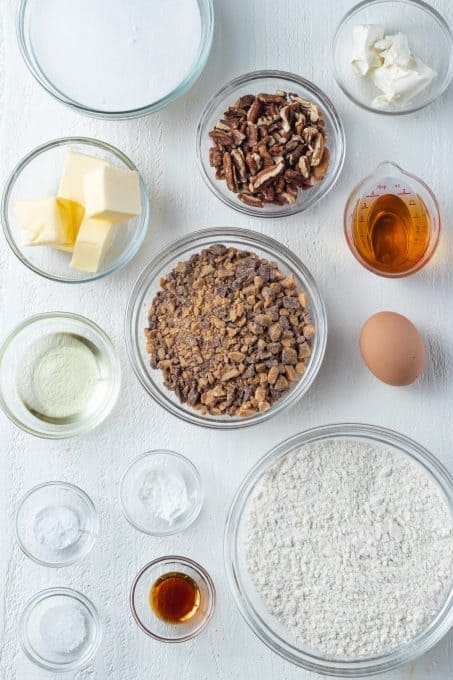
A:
<box><xmin>120</xmin><ymin>450</ymin><xmax>203</xmax><ymax>536</ymax></box>
<box><xmin>15</xmin><ymin>481</ymin><xmax>98</xmax><ymax>568</ymax></box>
<box><xmin>332</xmin><ymin>0</ymin><xmax>453</xmax><ymax>115</ymax></box>
<box><xmin>18</xmin><ymin>587</ymin><xmax>102</xmax><ymax>671</ymax></box>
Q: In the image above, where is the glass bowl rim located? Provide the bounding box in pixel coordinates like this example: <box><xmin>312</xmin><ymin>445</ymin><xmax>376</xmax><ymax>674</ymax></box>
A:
<box><xmin>124</xmin><ymin>225</ymin><xmax>328</xmax><ymax>430</ymax></box>
<box><xmin>0</xmin><ymin>311</ymin><xmax>121</xmax><ymax>439</ymax></box>
<box><xmin>196</xmin><ymin>69</ymin><xmax>346</xmax><ymax>218</ymax></box>
<box><xmin>130</xmin><ymin>555</ymin><xmax>216</xmax><ymax>642</ymax></box>
<box><xmin>15</xmin><ymin>480</ymin><xmax>99</xmax><ymax>567</ymax></box>
<box><xmin>343</xmin><ymin>160</ymin><xmax>441</xmax><ymax>278</ymax></box>
<box><xmin>119</xmin><ymin>449</ymin><xmax>204</xmax><ymax>536</ymax></box>
<box><xmin>224</xmin><ymin>422</ymin><xmax>453</xmax><ymax>676</ymax></box>
<box><xmin>18</xmin><ymin>586</ymin><xmax>102</xmax><ymax>672</ymax></box>
<box><xmin>331</xmin><ymin>0</ymin><xmax>453</xmax><ymax>116</ymax></box>
<box><xmin>16</xmin><ymin>0</ymin><xmax>214</xmax><ymax>120</ymax></box>
<box><xmin>1</xmin><ymin>136</ymin><xmax>150</xmax><ymax>283</ymax></box>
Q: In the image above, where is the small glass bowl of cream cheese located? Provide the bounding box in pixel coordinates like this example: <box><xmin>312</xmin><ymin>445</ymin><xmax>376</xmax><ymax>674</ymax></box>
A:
<box><xmin>0</xmin><ymin>312</ymin><xmax>121</xmax><ymax>439</ymax></box>
<box><xmin>332</xmin><ymin>0</ymin><xmax>453</xmax><ymax>114</ymax></box>
<box><xmin>120</xmin><ymin>450</ymin><xmax>203</xmax><ymax>536</ymax></box>
<box><xmin>15</xmin><ymin>482</ymin><xmax>98</xmax><ymax>568</ymax></box>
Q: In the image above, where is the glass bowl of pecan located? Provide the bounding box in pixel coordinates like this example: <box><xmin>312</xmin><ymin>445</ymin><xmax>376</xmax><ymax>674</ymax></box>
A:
<box><xmin>196</xmin><ymin>70</ymin><xmax>345</xmax><ymax>218</ymax></box>
<box><xmin>125</xmin><ymin>227</ymin><xmax>327</xmax><ymax>429</ymax></box>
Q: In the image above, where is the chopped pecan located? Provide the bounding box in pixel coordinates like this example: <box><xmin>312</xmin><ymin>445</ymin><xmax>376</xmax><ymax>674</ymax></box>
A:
<box><xmin>231</xmin><ymin>149</ymin><xmax>248</xmax><ymax>184</ymax></box>
<box><xmin>223</xmin><ymin>152</ymin><xmax>238</xmax><ymax>193</ymax></box>
<box><xmin>239</xmin><ymin>193</ymin><xmax>264</xmax><ymax>208</ymax></box>
<box><xmin>251</xmin><ymin>162</ymin><xmax>285</xmax><ymax>192</ymax></box>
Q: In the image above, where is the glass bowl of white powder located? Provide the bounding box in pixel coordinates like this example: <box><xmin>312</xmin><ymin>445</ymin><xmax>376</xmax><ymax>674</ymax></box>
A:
<box><xmin>18</xmin><ymin>587</ymin><xmax>102</xmax><ymax>671</ymax></box>
<box><xmin>120</xmin><ymin>450</ymin><xmax>203</xmax><ymax>536</ymax></box>
<box><xmin>225</xmin><ymin>423</ymin><xmax>453</xmax><ymax>676</ymax></box>
<box><xmin>0</xmin><ymin>312</ymin><xmax>121</xmax><ymax>439</ymax></box>
<box><xmin>15</xmin><ymin>482</ymin><xmax>98</xmax><ymax>568</ymax></box>
<box><xmin>332</xmin><ymin>0</ymin><xmax>453</xmax><ymax>115</ymax></box>
<box><xmin>16</xmin><ymin>0</ymin><xmax>214</xmax><ymax>119</ymax></box>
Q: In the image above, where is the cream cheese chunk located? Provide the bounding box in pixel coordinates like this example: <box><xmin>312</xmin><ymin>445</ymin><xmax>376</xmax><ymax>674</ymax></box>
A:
<box><xmin>58</xmin><ymin>152</ymin><xmax>109</xmax><ymax>205</ymax></box>
<box><xmin>351</xmin><ymin>24</ymin><xmax>437</xmax><ymax>108</ymax></box>
<box><xmin>70</xmin><ymin>217</ymin><xmax>114</xmax><ymax>273</ymax></box>
<box><xmin>14</xmin><ymin>196</ymin><xmax>75</xmax><ymax>248</ymax></box>
<box><xmin>84</xmin><ymin>165</ymin><xmax>141</xmax><ymax>224</ymax></box>
<box><xmin>351</xmin><ymin>24</ymin><xmax>384</xmax><ymax>76</ymax></box>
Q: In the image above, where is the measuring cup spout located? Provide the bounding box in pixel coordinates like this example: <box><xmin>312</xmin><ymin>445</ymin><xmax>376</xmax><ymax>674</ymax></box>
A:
<box><xmin>374</xmin><ymin>161</ymin><xmax>405</xmax><ymax>178</ymax></box>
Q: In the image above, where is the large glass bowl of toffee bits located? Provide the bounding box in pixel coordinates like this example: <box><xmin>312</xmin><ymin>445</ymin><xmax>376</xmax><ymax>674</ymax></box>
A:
<box><xmin>197</xmin><ymin>70</ymin><xmax>345</xmax><ymax>217</ymax></box>
<box><xmin>125</xmin><ymin>227</ymin><xmax>327</xmax><ymax>429</ymax></box>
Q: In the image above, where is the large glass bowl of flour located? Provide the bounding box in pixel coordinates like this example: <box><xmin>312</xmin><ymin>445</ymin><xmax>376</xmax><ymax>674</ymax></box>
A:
<box><xmin>224</xmin><ymin>423</ymin><xmax>453</xmax><ymax>676</ymax></box>
<box><xmin>17</xmin><ymin>0</ymin><xmax>214</xmax><ymax>119</ymax></box>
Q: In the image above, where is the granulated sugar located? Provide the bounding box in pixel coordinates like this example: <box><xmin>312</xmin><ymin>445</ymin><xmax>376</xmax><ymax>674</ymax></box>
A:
<box><xmin>245</xmin><ymin>439</ymin><xmax>453</xmax><ymax>658</ymax></box>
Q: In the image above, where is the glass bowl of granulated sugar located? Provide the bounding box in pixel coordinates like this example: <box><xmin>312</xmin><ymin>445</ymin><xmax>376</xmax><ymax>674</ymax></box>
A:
<box><xmin>17</xmin><ymin>0</ymin><xmax>213</xmax><ymax>118</ymax></box>
<box><xmin>225</xmin><ymin>423</ymin><xmax>453</xmax><ymax>676</ymax></box>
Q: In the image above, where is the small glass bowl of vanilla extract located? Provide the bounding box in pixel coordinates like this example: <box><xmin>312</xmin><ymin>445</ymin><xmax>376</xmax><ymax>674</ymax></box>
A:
<box><xmin>344</xmin><ymin>161</ymin><xmax>441</xmax><ymax>278</ymax></box>
<box><xmin>130</xmin><ymin>556</ymin><xmax>215</xmax><ymax>642</ymax></box>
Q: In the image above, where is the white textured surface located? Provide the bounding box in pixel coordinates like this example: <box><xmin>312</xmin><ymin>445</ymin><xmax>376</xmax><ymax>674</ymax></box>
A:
<box><xmin>0</xmin><ymin>0</ymin><xmax>452</xmax><ymax>678</ymax></box>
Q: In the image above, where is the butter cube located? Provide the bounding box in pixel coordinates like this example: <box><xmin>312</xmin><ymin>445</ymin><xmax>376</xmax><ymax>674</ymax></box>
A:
<box><xmin>58</xmin><ymin>152</ymin><xmax>109</xmax><ymax>205</ymax></box>
<box><xmin>14</xmin><ymin>197</ymin><xmax>74</xmax><ymax>247</ymax></box>
<box><xmin>84</xmin><ymin>165</ymin><xmax>141</xmax><ymax>224</ymax></box>
<box><xmin>54</xmin><ymin>200</ymin><xmax>85</xmax><ymax>252</ymax></box>
<box><xmin>70</xmin><ymin>218</ymin><xmax>114</xmax><ymax>273</ymax></box>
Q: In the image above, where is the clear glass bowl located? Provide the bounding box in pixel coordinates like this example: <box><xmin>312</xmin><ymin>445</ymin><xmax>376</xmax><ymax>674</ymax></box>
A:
<box><xmin>17</xmin><ymin>0</ymin><xmax>214</xmax><ymax>119</ymax></box>
<box><xmin>344</xmin><ymin>161</ymin><xmax>441</xmax><ymax>278</ymax></box>
<box><xmin>332</xmin><ymin>0</ymin><xmax>453</xmax><ymax>115</ymax></box>
<box><xmin>196</xmin><ymin>70</ymin><xmax>345</xmax><ymax>218</ymax></box>
<box><xmin>0</xmin><ymin>312</ymin><xmax>121</xmax><ymax>439</ymax></box>
<box><xmin>224</xmin><ymin>423</ymin><xmax>453</xmax><ymax>676</ymax></box>
<box><xmin>130</xmin><ymin>556</ymin><xmax>215</xmax><ymax>642</ymax></box>
<box><xmin>15</xmin><ymin>482</ymin><xmax>98</xmax><ymax>567</ymax></box>
<box><xmin>125</xmin><ymin>226</ymin><xmax>327</xmax><ymax>429</ymax></box>
<box><xmin>1</xmin><ymin>137</ymin><xmax>149</xmax><ymax>283</ymax></box>
<box><xmin>18</xmin><ymin>587</ymin><xmax>102</xmax><ymax>672</ymax></box>
<box><xmin>120</xmin><ymin>450</ymin><xmax>203</xmax><ymax>536</ymax></box>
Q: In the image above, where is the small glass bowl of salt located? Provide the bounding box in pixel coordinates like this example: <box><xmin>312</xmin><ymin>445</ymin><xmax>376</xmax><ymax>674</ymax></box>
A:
<box><xmin>18</xmin><ymin>587</ymin><xmax>102</xmax><ymax>672</ymax></box>
<box><xmin>15</xmin><ymin>481</ymin><xmax>98</xmax><ymax>567</ymax></box>
<box><xmin>120</xmin><ymin>450</ymin><xmax>203</xmax><ymax>536</ymax></box>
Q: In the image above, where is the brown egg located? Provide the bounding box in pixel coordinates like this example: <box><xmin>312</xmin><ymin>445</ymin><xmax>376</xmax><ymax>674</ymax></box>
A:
<box><xmin>359</xmin><ymin>312</ymin><xmax>425</xmax><ymax>386</ymax></box>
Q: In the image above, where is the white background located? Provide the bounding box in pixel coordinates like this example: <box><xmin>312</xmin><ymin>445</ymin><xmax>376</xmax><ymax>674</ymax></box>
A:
<box><xmin>1</xmin><ymin>1</ymin><xmax>452</xmax><ymax>678</ymax></box>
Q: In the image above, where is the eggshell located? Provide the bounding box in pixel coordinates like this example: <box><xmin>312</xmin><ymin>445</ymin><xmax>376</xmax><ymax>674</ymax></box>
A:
<box><xmin>359</xmin><ymin>312</ymin><xmax>425</xmax><ymax>386</ymax></box>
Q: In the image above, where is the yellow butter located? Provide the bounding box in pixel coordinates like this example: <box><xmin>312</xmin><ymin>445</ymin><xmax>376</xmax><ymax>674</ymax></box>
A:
<box><xmin>54</xmin><ymin>200</ymin><xmax>85</xmax><ymax>252</ymax></box>
<box><xmin>70</xmin><ymin>217</ymin><xmax>114</xmax><ymax>273</ymax></box>
<box><xmin>14</xmin><ymin>197</ymin><xmax>75</xmax><ymax>248</ymax></box>
<box><xmin>84</xmin><ymin>165</ymin><xmax>141</xmax><ymax>224</ymax></box>
<box><xmin>58</xmin><ymin>152</ymin><xmax>109</xmax><ymax>205</ymax></box>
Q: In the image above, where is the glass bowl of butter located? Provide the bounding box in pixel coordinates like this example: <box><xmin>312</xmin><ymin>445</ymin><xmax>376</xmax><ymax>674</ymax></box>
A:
<box><xmin>332</xmin><ymin>0</ymin><xmax>453</xmax><ymax>114</ymax></box>
<box><xmin>1</xmin><ymin>137</ymin><xmax>150</xmax><ymax>283</ymax></box>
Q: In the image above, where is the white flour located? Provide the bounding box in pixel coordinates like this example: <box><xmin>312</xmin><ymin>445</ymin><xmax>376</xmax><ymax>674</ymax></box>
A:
<box><xmin>245</xmin><ymin>439</ymin><xmax>453</xmax><ymax>658</ymax></box>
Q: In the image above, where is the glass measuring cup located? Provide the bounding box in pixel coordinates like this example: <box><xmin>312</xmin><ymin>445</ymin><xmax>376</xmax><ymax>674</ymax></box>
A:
<box><xmin>344</xmin><ymin>162</ymin><xmax>441</xmax><ymax>277</ymax></box>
